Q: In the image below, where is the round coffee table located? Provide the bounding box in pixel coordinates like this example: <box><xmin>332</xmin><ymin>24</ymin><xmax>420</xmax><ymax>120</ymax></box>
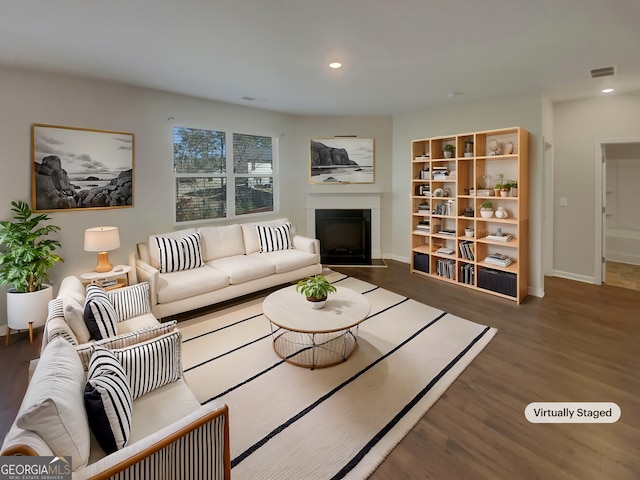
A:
<box><xmin>262</xmin><ymin>285</ymin><xmax>370</xmax><ymax>369</ymax></box>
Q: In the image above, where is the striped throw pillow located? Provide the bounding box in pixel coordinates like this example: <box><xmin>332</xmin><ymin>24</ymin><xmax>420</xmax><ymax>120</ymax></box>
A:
<box><xmin>107</xmin><ymin>282</ymin><xmax>151</xmax><ymax>322</ymax></box>
<box><xmin>84</xmin><ymin>284</ymin><xmax>118</xmax><ymax>340</ymax></box>
<box><xmin>256</xmin><ymin>222</ymin><xmax>293</xmax><ymax>253</ymax></box>
<box><xmin>84</xmin><ymin>347</ymin><xmax>133</xmax><ymax>454</ymax></box>
<box><xmin>76</xmin><ymin>321</ymin><xmax>178</xmax><ymax>371</ymax></box>
<box><xmin>112</xmin><ymin>330</ymin><xmax>183</xmax><ymax>399</ymax></box>
<box><xmin>155</xmin><ymin>232</ymin><xmax>204</xmax><ymax>273</ymax></box>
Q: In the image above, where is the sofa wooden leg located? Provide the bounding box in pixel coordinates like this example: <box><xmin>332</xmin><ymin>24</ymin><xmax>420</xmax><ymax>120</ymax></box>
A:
<box><xmin>29</xmin><ymin>322</ymin><xmax>34</xmax><ymax>344</ymax></box>
<box><xmin>5</xmin><ymin>327</ymin><xmax>11</xmax><ymax>347</ymax></box>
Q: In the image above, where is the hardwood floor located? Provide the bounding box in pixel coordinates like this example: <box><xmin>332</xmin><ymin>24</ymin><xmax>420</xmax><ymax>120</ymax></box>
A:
<box><xmin>606</xmin><ymin>261</ymin><xmax>640</xmax><ymax>291</ymax></box>
<box><xmin>1</xmin><ymin>260</ymin><xmax>638</xmax><ymax>479</ymax></box>
<box><xmin>333</xmin><ymin>261</ymin><xmax>640</xmax><ymax>480</ymax></box>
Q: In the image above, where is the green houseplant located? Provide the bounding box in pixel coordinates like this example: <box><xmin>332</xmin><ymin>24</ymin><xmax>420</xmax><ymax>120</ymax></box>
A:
<box><xmin>296</xmin><ymin>274</ymin><xmax>336</xmax><ymax>309</ymax></box>
<box><xmin>0</xmin><ymin>201</ymin><xmax>63</xmax><ymax>343</ymax></box>
<box><xmin>443</xmin><ymin>144</ymin><xmax>455</xmax><ymax>158</ymax></box>
<box><xmin>0</xmin><ymin>201</ymin><xmax>63</xmax><ymax>292</ymax></box>
<box><xmin>480</xmin><ymin>200</ymin><xmax>494</xmax><ymax>218</ymax></box>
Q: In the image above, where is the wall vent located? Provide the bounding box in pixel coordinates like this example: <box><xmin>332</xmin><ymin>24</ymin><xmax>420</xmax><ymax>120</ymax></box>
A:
<box><xmin>590</xmin><ymin>66</ymin><xmax>616</xmax><ymax>78</ymax></box>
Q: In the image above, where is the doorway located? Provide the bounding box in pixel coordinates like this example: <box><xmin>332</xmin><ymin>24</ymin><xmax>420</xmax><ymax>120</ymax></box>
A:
<box><xmin>595</xmin><ymin>139</ymin><xmax>640</xmax><ymax>290</ymax></box>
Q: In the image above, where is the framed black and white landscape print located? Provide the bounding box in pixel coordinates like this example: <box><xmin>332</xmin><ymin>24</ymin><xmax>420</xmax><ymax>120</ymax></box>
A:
<box><xmin>32</xmin><ymin>124</ymin><xmax>134</xmax><ymax>211</ymax></box>
<box><xmin>309</xmin><ymin>137</ymin><xmax>374</xmax><ymax>184</ymax></box>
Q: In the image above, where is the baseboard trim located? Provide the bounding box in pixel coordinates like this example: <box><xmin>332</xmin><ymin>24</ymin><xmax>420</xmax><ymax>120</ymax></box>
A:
<box><xmin>552</xmin><ymin>270</ymin><xmax>596</xmax><ymax>284</ymax></box>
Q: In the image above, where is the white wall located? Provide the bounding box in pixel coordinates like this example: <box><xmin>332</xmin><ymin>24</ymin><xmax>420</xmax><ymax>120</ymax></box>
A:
<box><xmin>0</xmin><ymin>66</ymin><xmax>393</xmax><ymax>327</ymax></box>
<box><xmin>553</xmin><ymin>93</ymin><xmax>640</xmax><ymax>280</ymax></box>
<box><xmin>391</xmin><ymin>97</ymin><xmax>545</xmax><ymax>297</ymax></box>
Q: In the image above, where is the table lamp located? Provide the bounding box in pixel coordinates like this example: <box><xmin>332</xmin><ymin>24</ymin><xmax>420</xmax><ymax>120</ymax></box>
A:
<box><xmin>84</xmin><ymin>226</ymin><xmax>120</xmax><ymax>272</ymax></box>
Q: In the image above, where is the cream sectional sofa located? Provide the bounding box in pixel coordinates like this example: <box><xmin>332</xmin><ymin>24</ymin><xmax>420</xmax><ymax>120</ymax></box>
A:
<box><xmin>135</xmin><ymin>218</ymin><xmax>322</xmax><ymax>318</ymax></box>
<box><xmin>1</xmin><ymin>331</ymin><xmax>230</xmax><ymax>479</ymax></box>
<box><xmin>41</xmin><ymin>275</ymin><xmax>161</xmax><ymax>353</ymax></box>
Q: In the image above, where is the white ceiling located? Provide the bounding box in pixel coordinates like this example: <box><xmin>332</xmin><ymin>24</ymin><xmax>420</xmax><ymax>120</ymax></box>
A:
<box><xmin>1</xmin><ymin>0</ymin><xmax>639</xmax><ymax>115</ymax></box>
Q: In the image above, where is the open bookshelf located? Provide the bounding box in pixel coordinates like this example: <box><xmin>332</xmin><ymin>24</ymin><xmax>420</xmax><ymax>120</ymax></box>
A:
<box><xmin>410</xmin><ymin>127</ymin><xmax>529</xmax><ymax>303</ymax></box>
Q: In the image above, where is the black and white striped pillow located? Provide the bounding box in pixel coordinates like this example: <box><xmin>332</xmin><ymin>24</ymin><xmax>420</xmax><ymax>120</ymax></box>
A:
<box><xmin>107</xmin><ymin>282</ymin><xmax>151</xmax><ymax>322</ymax></box>
<box><xmin>155</xmin><ymin>233</ymin><xmax>204</xmax><ymax>273</ymax></box>
<box><xmin>84</xmin><ymin>346</ymin><xmax>132</xmax><ymax>454</ymax></box>
<box><xmin>256</xmin><ymin>222</ymin><xmax>293</xmax><ymax>253</ymax></box>
<box><xmin>112</xmin><ymin>330</ymin><xmax>183</xmax><ymax>400</ymax></box>
<box><xmin>84</xmin><ymin>284</ymin><xmax>118</xmax><ymax>340</ymax></box>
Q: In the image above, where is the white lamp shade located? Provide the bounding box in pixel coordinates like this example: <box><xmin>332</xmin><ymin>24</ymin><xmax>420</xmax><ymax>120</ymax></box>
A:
<box><xmin>84</xmin><ymin>226</ymin><xmax>121</xmax><ymax>252</ymax></box>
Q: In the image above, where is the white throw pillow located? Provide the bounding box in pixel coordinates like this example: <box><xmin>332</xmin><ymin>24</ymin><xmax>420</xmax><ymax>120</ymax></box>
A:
<box><xmin>16</xmin><ymin>337</ymin><xmax>90</xmax><ymax>470</ymax></box>
<box><xmin>63</xmin><ymin>295</ymin><xmax>91</xmax><ymax>344</ymax></box>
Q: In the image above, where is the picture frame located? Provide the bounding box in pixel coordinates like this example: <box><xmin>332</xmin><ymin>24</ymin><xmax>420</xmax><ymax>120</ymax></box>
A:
<box><xmin>32</xmin><ymin>124</ymin><xmax>134</xmax><ymax>211</ymax></box>
<box><xmin>309</xmin><ymin>137</ymin><xmax>374</xmax><ymax>184</ymax></box>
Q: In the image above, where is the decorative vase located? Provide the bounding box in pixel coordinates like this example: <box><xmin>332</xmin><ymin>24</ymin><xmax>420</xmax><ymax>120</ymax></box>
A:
<box><xmin>464</xmin><ymin>228</ymin><xmax>475</xmax><ymax>238</ymax></box>
<box><xmin>495</xmin><ymin>207</ymin><xmax>509</xmax><ymax>219</ymax></box>
<box><xmin>510</xmin><ymin>187</ymin><xmax>518</xmax><ymax>197</ymax></box>
<box><xmin>493</xmin><ymin>188</ymin><xmax>500</xmax><ymax>197</ymax></box>
<box><xmin>480</xmin><ymin>208</ymin><xmax>494</xmax><ymax>218</ymax></box>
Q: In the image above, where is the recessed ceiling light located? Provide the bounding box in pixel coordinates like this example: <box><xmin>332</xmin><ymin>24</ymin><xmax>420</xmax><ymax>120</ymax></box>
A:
<box><xmin>601</xmin><ymin>88</ymin><xmax>614</xmax><ymax>94</ymax></box>
<box><xmin>329</xmin><ymin>62</ymin><xmax>342</xmax><ymax>69</ymax></box>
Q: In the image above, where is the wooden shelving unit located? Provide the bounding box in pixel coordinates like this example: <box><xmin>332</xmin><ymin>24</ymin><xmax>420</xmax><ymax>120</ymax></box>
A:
<box><xmin>410</xmin><ymin>127</ymin><xmax>529</xmax><ymax>303</ymax></box>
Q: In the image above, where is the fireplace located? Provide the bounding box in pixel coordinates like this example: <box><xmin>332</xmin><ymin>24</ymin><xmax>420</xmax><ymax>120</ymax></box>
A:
<box><xmin>315</xmin><ymin>209</ymin><xmax>371</xmax><ymax>265</ymax></box>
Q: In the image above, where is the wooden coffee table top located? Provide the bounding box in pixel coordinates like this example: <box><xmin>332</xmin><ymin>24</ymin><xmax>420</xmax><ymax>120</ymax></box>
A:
<box><xmin>262</xmin><ymin>285</ymin><xmax>370</xmax><ymax>334</ymax></box>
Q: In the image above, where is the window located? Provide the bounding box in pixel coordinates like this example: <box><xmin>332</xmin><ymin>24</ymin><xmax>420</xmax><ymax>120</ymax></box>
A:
<box><xmin>173</xmin><ymin>127</ymin><xmax>275</xmax><ymax>222</ymax></box>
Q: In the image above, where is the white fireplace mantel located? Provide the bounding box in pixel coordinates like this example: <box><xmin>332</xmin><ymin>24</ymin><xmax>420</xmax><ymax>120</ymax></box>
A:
<box><xmin>306</xmin><ymin>192</ymin><xmax>382</xmax><ymax>259</ymax></box>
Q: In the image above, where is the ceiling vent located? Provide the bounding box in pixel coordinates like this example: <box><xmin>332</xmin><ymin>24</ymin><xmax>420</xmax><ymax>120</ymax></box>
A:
<box><xmin>590</xmin><ymin>66</ymin><xmax>616</xmax><ymax>79</ymax></box>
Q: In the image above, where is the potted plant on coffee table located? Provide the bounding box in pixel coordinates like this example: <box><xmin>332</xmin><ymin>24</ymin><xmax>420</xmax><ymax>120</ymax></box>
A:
<box><xmin>296</xmin><ymin>274</ymin><xmax>337</xmax><ymax>309</ymax></box>
<box><xmin>0</xmin><ymin>201</ymin><xmax>64</xmax><ymax>344</ymax></box>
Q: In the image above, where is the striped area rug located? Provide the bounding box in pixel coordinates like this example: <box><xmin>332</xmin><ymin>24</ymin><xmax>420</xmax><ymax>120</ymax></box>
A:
<box><xmin>178</xmin><ymin>271</ymin><xmax>497</xmax><ymax>480</ymax></box>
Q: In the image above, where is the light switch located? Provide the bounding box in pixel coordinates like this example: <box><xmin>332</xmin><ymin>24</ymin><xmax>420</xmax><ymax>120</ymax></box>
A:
<box><xmin>560</xmin><ymin>197</ymin><xmax>568</xmax><ymax>207</ymax></box>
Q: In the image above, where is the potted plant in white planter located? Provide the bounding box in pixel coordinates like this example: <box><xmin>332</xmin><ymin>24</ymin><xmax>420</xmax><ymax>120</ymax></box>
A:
<box><xmin>443</xmin><ymin>144</ymin><xmax>455</xmax><ymax>158</ymax></box>
<box><xmin>505</xmin><ymin>179</ymin><xmax>518</xmax><ymax>197</ymax></box>
<box><xmin>480</xmin><ymin>200</ymin><xmax>494</xmax><ymax>218</ymax></box>
<box><xmin>0</xmin><ymin>201</ymin><xmax>63</xmax><ymax>343</ymax></box>
<box><xmin>296</xmin><ymin>274</ymin><xmax>336</xmax><ymax>309</ymax></box>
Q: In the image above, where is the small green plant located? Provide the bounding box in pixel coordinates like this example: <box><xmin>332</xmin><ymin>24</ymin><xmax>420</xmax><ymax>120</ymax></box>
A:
<box><xmin>444</xmin><ymin>144</ymin><xmax>455</xmax><ymax>152</ymax></box>
<box><xmin>0</xmin><ymin>201</ymin><xmax>63</xmax><ymax>293</ymax></box>
<box><xmin>296</xmin><ymin>274</ymin><xmax>336</xmax><ymax>300</ymax></box>
<box><xmin>481</xmin><ymin>200</ymin><xmax>493</xmax><ymax>209</ymax></box>
<box><xmin>505</xmin><ymin>179</ymin><xmax>518</xmax><ymax>189</ymax></box>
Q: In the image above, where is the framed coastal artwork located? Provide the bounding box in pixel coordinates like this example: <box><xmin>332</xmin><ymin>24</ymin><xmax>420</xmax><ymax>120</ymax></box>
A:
<box><xmin>32</xmin><ymin>124</ymin><xmax>134</xmax><ymax>211</ymax></box>
<box><xmin>309</xmin><ymin>137</ymin><xmax>374</xmax><ymax>184</ymax></box>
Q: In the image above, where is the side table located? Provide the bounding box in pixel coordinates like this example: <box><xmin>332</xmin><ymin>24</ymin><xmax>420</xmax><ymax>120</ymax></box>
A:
<box><xmin>79</xmin><ymin>265</ymin><xmax>131</xmax><ymax>291</ymax></box>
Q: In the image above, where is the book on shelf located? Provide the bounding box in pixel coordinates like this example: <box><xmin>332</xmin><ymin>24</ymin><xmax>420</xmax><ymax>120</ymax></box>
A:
<box><xmin>486</xmin><ymin>234</ymin><xmax>513</xmax><ymax>242</ymax></box>
<box><xmin>484</xmin><ymin>254</ymin><xmax>513</xmax><ymax>267</ymax></box>
<box><xmin>436</xmin><ymin>247</ymin><xmax>455</xmax><ymax>255</ymax></box>
<box><xmin>458</xmin><ymin>240</ymin><xmax>475</xmax><ymax>261</ymax></box>
<box><xmin>438</xmin><ymin>229</ymin><xmax>456</xmax><ymax>236</ymax></box>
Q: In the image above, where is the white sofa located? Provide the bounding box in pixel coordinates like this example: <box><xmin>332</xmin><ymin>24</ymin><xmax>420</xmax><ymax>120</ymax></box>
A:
<box><xmin>135</xmin><ymin>218</ymin><xmax>322</xmax><ymax>318</ymax></box>
<box><xmin>1</xmin><ymin>332</ymin><xmax>230</xmax><ymax>479</ymax></box>
<box><xmin>41</xmin><ymin>276</ymin><xmax>160</xmax><ymax>354</ymax></box>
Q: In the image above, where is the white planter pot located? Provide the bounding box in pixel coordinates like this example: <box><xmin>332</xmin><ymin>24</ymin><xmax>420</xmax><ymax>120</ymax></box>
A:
<box><xmin>480</xmin><ymin>209</ymin><xmax>494</xmax><ymax>218</ymax></box>
<box><xmin>308</xmin><ymin>298</ymin><xmax>327</xmax><ymax>309</ymax></box>
<box><xmin>7</xmin><ymin>284</ymin><xmax>53</xmax><ymax>330</ymax></box>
